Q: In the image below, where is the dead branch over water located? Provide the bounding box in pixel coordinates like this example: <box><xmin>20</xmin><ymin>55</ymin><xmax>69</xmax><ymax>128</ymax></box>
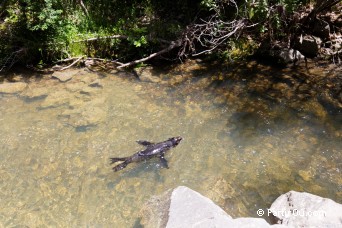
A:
<box><xmin>179</xmin><ymin>16</ymin><xmax>247</xmax><ymax>57</ymax></box>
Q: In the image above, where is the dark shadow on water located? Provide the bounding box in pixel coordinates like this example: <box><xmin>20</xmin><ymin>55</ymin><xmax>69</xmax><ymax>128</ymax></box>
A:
<box><xmin>60</xmin><ymin>123</ymin><xmax>98</xmax><ymax>132</ymax></box>
<box><xmin>75</xmin><ymin>124</ymin><xmax>97</xmax><ymax>132</ymax></box>
<box><xmin>203</xmin><ymin>61</ymin><xmax>340</xmax><ymax>137</ymax></box>
<box><xmin>132</xmin><ymin>218</ymin><xmax>143</xmax><ymax>228</ymax></box>
<box><xmin>22</xmin><ymin>95</ymin><xmax>48</xmax><ymax>103</ymax></box>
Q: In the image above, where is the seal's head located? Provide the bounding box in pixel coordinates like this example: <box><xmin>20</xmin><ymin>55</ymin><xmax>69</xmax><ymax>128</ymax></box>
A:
<box><xmin>170</xmin><ymin>136</ymin><xmax>182</xmax><ymax>146</ymax></box>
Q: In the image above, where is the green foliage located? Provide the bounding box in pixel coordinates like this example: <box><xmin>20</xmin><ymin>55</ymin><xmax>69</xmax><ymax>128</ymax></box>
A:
<box><xmin>0</xmin><ymin>0</ymin><xmax>321</xmax><ymax>70</ymax></box>
<box><xmin>0</xmin><ymin>0</ymin><xmax>204</xmax><ymax>69</ymax></box>
<box><xmin>243</xmin><ymin>0</ymin><xmax>308</xmax><ymax>39</ymax></box>
<box><xmin>26</xmin><ymin>0</ymin><xmax>63</xmax><ymax>31</ymax></box>
<box><xmin>219</xmin><ymin>38</ymin><xmax>259</xmax><ymax>62</ymax></box>
<box><xmin>133</xmin><ymin>36</ymin><xmax>147</xmax><ymax>48</ymax></box>
<box><xmin>200</xmin><ymin>0</ymin><xmax>218</xmax><ymax>11</ymax></box>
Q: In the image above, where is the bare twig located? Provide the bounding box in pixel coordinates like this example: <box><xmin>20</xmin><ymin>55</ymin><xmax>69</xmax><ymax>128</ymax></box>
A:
<box><xmin>117</xmin><ymin>40</ymin><xmax>182</xmax><ymax>68</ymax></box>
<box><xmin>55</xmin><ymin>57</ymin><xmax>82</xmax><ymax>63</ymax></box>
<box><xmin>72</xmin><ymin>35</ymin><xmax>172</xmax><ymax>45</ymax></box>
<box><xmin>72</xmin><ymin>35</ymin><xmax>129</xmax><ymax>43</ymax></box>
<box><xmin>84</xmin><ymin>57</ymin><xmax>124</xmax><ymax>66</ymax></box>
<box><xmin>178</xmin><ymin>14</ymin><xmax>246</xmax><ymax>58</ymax></box>
<box><xmin>79</xmin><ymin>0</ymin><xmax>89</xmax><ymax>17</ymax></box>
<box><xmin>0</xmin><ymin>49</ymin><xmax>25</xmax><ymax>72</ymax></box>
<box><xmin>59</xmin><ymin>56</ymin><xmax>84</xmax><ymax>71</ymax></box>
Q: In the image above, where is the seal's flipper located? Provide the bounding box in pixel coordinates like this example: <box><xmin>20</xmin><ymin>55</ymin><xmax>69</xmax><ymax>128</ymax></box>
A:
<box><xmin>110</xmin><ymin>157</ymin><xmax>127</xmax><ymax>164</ymax></box>
<box><xmin>136</xmin><ymin>140</ymin><xmax>154</xmax><ymax>146</ymax></box>
<box><xmin>159</xmin><ymin>156</ymin><xmax>169</xmax><ymax>169</ymax></box>
<box><xmin>113</xmin><ymin>161</ymin><xmax>129</xmax><ymax>172</ymax></box>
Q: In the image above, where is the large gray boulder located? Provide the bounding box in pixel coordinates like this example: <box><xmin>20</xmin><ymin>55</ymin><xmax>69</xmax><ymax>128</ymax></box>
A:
<box><xmin>140</xmin><ymin>186</ymin><xmax>280</xmax><ymax>228</ymax></box>
<box><xmin>166</xmin><ymin>186</ymin><xmax>232</xmax><ymax>228</ymax></box>
<box><xmin>269</xmin><ymin>191</ymin><xmax>342</xmax><ymax>227</ymax></box>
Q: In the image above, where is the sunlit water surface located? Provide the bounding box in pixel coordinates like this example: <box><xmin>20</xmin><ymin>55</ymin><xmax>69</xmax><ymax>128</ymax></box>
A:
<box><xmin>0</xmin><ymin>63</ymin><xmax>341</xmax><ymax>227</ymax></box>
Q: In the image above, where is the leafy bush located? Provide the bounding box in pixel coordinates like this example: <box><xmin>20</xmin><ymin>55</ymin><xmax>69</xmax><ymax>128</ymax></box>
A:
<box><xmin>0</xmin><ymin>0</ymin><xmax>325</xmax><ymax>70</ymax></box>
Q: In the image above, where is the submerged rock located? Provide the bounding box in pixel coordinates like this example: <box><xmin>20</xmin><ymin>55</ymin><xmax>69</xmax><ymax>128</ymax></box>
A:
<box><xmin>52</xmin><ymin>72</ymin><xmax>74</xmax><ymax>82</ymax></box>
<box><xmin>88</xmin><ymin>79</ymin><xmax>103</xmax><ymax>88</ymax></box>
<box><xmin>0</xmin><ymin>82</ymin><xmax>27</xmax><ymax>94</ymax></box>
<box><xmin>51</xmin><ymin>69</ymin><xmax>80</xmax><ymax>82</ymax></box>
<box><xmin>298</xmin><ymin>170</ymin><xmax>313</xmax><ymax>181</ymax></box>
<box><xmin>40</xmin><ymin>90</ymin><xmax>71</xmax><ymax>108</ymax></box>
<box><xmin>318</xmin><ymin>92</ymin><xmax>342</xmax><ymax>114</ymax></box>
<box><xmin>134</xmin><ymin>66</ymin><xmax>161</xmax><ymax>83</ymax></box>
<box><xmin>206</xmin><ymin>177</ymin><xmax>235</xmax><ymax>203</ymax></box>
<box><xmin>61</xmin><ymin>105</ymin><xmax>107</xmax><ymax>129</ymax></box>
<box><xmin>270</xmin><ymin>191</ymin><xmax>342</xmax><ymax>227</ymax></box>
<box><xmin>140</xmin><ymin>189</ymin><xmax>173</xmax><ymax>228</ymax></box>
<box><xmin>21</xmin><ymin>87</ymin><xmax>49</xmax><ymax>100</ymax></box>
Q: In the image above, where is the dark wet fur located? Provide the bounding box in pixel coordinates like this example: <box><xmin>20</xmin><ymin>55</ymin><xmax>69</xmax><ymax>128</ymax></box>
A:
<box><xmin>110</xmin><ymin>157</ymin><xmax>127</xmax><ymax>164</ymax></box>
<box><xmin>110</xmin><ymin>136</ymin><xmax>182</xmax><ymax>172</ymax></box>
<box><xmin>112</xmin><ymin>161</ymin><xmax>129</xmax><ymax>172</ymax></box>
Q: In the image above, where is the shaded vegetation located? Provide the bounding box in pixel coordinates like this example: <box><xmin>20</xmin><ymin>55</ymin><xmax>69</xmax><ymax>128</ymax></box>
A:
<box><xmin>0</xmin><ymin>0</ymin><xmax>341</xmax><ymax>70</ymax></box>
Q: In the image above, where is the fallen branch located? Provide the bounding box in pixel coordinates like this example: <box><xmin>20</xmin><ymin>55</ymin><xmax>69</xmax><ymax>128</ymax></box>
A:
<box><xmin>117</xmin><ymin>40</ymin><xmax>182</xmax><ymax>69</ymax></box>
<box><xmin>72</xmin><ymin>34</ymin><xmax>171</xmax><ymax>45</ymax></box>
<box><xmin>60</xmin><ymin>56</ymin><xmax>84</xmax><ymax>70</ymax></box>
<box><xmin>84</xmin><ymin>57</ymin><xmax>124</xmax><ymax>66</ymax></box>
<box><xmin>79</xmin><ymin>0</ymin><xmax>89</xmax><ymax>17</ymax></box>
<box><xmin>55</xmin><ymin>57</ymin><xmax>82</xmax><ymax>63</ymax></box>
<box><xmin>72</xmin><ymin>35</ymin><xmax>129</xmax><ymax>43</ymax></box>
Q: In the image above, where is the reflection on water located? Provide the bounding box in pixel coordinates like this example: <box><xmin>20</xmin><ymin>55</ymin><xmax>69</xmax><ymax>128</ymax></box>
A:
<box><xmin>0</xmin><ymin>63</ymin><xmax>341</xmax><ymax>226</ymax></box>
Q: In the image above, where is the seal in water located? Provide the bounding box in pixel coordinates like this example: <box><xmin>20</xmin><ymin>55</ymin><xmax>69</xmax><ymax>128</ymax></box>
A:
<box><xmin>110</xmin><ymin>136</ymin><xmax>182</xmax><ymax>172</ymax></box>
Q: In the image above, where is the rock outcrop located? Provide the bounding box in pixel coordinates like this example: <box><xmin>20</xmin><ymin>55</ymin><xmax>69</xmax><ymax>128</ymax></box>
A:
<box><xmin>269</xmin><ymin>191</ymin><xmax>342</xmax><ymax>227</ymax></box>
<box><xmin>140</xmin><ymin>187</ymin><xmax>342</xmax><ymax>228</ymax></box>
<box><xmin>166</xmin><ymin>186</ymin><xmax>233</xmax><ymax>227</ymax></box>
<box><xmin>140</xmin><ymin>186</ymin><xmax>281</xmax><ymax>228</ymax></box>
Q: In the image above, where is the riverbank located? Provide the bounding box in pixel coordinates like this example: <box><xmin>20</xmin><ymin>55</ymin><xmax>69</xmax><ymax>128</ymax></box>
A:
<box><xmin>140</xmin><ymin>186</ymin><xmax>342</xmax><ymax>227</ymax></box>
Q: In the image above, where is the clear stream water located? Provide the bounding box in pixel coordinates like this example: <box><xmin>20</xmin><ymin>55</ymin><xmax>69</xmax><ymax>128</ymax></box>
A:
<box><xmin>0</xmin><ymin>62</ymin><xmax>341</xmax><ymax>227</ymax></box>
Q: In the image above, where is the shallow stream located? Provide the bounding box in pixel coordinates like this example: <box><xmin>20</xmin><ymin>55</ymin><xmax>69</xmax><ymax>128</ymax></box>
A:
<box><xmin>0</xmin><ymin>61</ymin><xmax>341</xmax><ymax>227</ymax></box>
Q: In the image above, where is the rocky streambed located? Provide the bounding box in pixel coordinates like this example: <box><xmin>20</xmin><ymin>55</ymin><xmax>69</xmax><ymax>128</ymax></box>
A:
<box><xmin>0</xmin><ymin>61</ymin><xmax>341</xmax><ymax>227</ymax></box>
